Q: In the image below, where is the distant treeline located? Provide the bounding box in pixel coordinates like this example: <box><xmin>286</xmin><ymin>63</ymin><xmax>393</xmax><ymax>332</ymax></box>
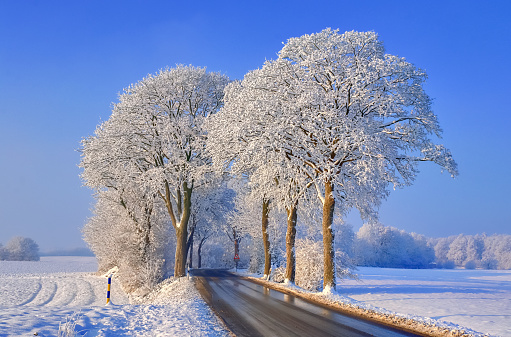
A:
<box><xmin>351</xmin><ymin>223</ymin><xmax>511</xmax><ymax>270</ymax></box>
<box><xmin>431</xmin><ymin>233</ymin><xmax>511</xmax><ymax>269</ymax></box>
<box><xmin>40</xmin><ymin>247</ymin><xmax>94</xmax><ymax>257</ymax></box>
<box><xmin>0</xmin><ymin>236</ymin><xmax>39</xmax><ymax>261</ymax></box>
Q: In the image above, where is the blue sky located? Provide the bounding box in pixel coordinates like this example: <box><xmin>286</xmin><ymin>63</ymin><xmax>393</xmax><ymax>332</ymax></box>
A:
<box><xmin>0</xmin><ymin>1</ymin><xmax>510</xmax><ymax>251</ymax></box>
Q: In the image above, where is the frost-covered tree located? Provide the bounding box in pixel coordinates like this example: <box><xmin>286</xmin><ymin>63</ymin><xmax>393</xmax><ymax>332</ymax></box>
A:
<box><xmin>0</xmin><ymin>243</ymin><xmax>6</xmax><ymax>260</ymax></box>
<box><xmin>207</xmin><ymin>73</ymin><xmax>320</xmax><ymax>283</ymax></box>
<box><xmin>438</xmin><ymin>233</ymin><xmax>503</xmax><ymax>269</ymax></box>
<box><xmin>82</xmin><ymin>189</ymin><xmax>172</xmax><ymax>292</ymax></box>
<box><xmin>409</xmin><ymin>232</ymin><xmax>436</xmax><ymax>268</ymax></box>
<box><xmin>226</xmin><ymin>182</ymin><xmax>273</xmax><ymax>276</ymax></box>
<box><xmin>4</xmin><ymin>236</ymin><xmax>39</xmax><ymax>261</ymax></box>
<box><xmin>335</xmin><ymin>223</ymin><xmax>355</xmax><ymax>257</ymax></box>
<box><xmin>81</xmin><ymin>65</ymin><xmax>229</xmax><ymax>277</ymax></box>
<box><xmin>279</xmin><ymin>29</ymin><xmax>457</xmax><ymax>289</ymax></box>
<box><xmin>446</xmin><ymin>234</ymin><xmax>470</xmax><ymax>266</ymax></box>
<box><xmin>482</xmin><ymin>234</ymin><xmax>511</xmax><ymax>270</ymax></box>
<box><xmin>354</xmin><ymin>223</ymin><xmax>435</xmax><ymax>268</ymax></box>
<box><xmin>187</xmin><ymin>181</ymin><xmax>235</xmax><ymax>268</ymax></box>
<box><xmin>431</xmin><ymin>237</ymin><xmax>455</xmax><ymax>268</ymax></box>
<box><xmin>209</xmin><ymin>29</ymin><xmax>457</xmax><ymax>291</ymax></box>
<box><xmin>224</xmin><ymin>183</ymin><xmax>260</xmax><ymax>271</ymax></box>
<box><xmin>222</xmin><ymin>179</ymin><xmax>289</xmax><ymax>275</ymax></box>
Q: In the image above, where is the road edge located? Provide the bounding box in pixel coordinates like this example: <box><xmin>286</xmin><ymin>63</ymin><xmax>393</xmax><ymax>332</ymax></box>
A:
<box><xmin>242</xmin><ymin>275</ymin><xmax>479</xmax><ymax>337</ymax></box>
<box><xmin>193</xmin><ymin>276</ymin><xmax>238</xmax><ymax>337</ymax></box>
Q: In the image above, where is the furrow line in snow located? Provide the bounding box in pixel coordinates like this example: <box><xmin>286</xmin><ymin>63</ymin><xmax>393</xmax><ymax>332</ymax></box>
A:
<box><xmin>78</xmin><ymin>278</ymin><xmax>96</xmax><ymax>306</ymax></box>
<box><xmin>37</xmin><ymin>280</ymin><xmax>58</xmax><ymax>306</ymax></box>
<box><xmin>54</xmin><ymin>279</ymin><xmax>77</xmax><ymax>306</ymax></box>
<box><xmin>16</xmin><ymin>279</ymin><xmax>42</xmax><ymax>306</ymax></box>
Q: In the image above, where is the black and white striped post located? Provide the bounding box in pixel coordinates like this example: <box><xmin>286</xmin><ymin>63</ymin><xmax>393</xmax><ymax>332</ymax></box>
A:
<box><xmin>106</xmin><ymin>274</ymin><xmax>112</xmax><ymax>305</ymax></box>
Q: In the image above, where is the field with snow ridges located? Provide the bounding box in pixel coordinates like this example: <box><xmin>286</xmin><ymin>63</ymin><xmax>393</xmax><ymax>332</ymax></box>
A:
<box><xmin>0</xmin><ymin>256</ymin><xmax>229</xmax><ymax>336</ymax></box>
<box><xmin>338</xmin><ymin>267</ymin><xmax>511</xmax><ymax>337</ymax></box>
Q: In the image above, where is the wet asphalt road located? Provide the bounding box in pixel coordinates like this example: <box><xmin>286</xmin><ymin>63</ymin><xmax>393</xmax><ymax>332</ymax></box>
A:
<box><xmin>192</xmin><ymin>269</ymin><xmax>423</xmax><ymax>337</ymax></box>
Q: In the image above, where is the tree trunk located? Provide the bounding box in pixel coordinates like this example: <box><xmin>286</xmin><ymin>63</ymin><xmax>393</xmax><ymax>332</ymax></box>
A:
<box><xmin>174</xmin><ymin>182</ymin><xmax>193</xmax><ymax>277</ymax></box>
<box><xmin>233</xmin><ymin>228</ymin><xmax>240</xmax><ymax>258</ymax></box>
<box><xmin>188</xmin><ymin>233</ymin><xmax>194</xmax><ymax>269</ymax></box>
<box><xmin>198</xmin><ymin>238</ymin><xmax>205</xmax><ymax>269</ymax></box>
<box><xmin>175</xmin><ymin>226</ymin><xmax>187</xmax><ymax>277</ymax></box>
<box><xmin>142</xmin><ymin>205</ymin><xmax>152</xmax><ymax>263</ymax></box>
<box><xmin>186</xmin><ymin>223</ymin><xmax>196</xmax><ymax>269</ymax></box>
<box><xmin>262</xmin><ymin>199</ymin><xmax>271</xmax><ymax>278</ymax></box>
<box><xmin>322</xmin><ymin>180</ymin><xmax>336</xmax><ymax>292</ymax></box>
<box><xmin>285</xmin><ymin>203</ymin><xmax>298</xmax><ymax>283</ymax></box>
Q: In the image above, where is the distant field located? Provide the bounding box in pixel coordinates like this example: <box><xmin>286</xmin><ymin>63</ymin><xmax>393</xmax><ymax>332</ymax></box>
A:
<box><xmin>338</xmin><ymin>267</ymin><xmax>511</xmax><ymax>337</ymax></box>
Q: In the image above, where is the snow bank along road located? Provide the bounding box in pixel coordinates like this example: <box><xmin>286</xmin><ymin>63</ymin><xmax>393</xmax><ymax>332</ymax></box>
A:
<box><xmin>193</xmin><ymin>269</ymin><xmax>421</xmax><ymax>337</ymax></box>
<box><xmin>0</xmin><ymin>257</ymin><xmax>229</xmax><ymax>336</ymax></box>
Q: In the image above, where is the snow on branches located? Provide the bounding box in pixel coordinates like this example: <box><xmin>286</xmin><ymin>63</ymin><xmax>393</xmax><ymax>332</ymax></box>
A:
<box><xmin>80</xmin><ymin>65</ymin><xmax>230</xmax><ymax>279</ymax></box>
<box><xmin>207</xmin><ymin>29</ymin><xmax>457</xmax><ymax>291</ymax></box>
<box><xmin>80</xmin><ymin>30</ymin><xmax>458</xmax><ymax>292</ymax></box>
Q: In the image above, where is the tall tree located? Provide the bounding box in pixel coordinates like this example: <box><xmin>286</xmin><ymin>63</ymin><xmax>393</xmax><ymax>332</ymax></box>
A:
<box><xmin>277</xmin><ymin>29</ymin><xmax>457</xmax><ymax>290</ymax></box>
<box><xmin>81</xmin><ymin>65</ymin><xmax>229</xmax><ymax>277</ymax></box>
<box><xmin>207</xmin><ymin>76</ymin><xmax>314</xmax><ymax>283</ymax></box>
<box><xmin>209</xmin><ymin>29</ymin><xmax>457</xmax><ymax>291</ymax></box>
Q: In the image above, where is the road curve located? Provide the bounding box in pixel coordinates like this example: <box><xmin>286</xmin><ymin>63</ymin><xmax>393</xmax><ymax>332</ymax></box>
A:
<box><xmin>193</xmin><ymin>269</ymin><xmax>423</xmax><ymax>337</ymax></box>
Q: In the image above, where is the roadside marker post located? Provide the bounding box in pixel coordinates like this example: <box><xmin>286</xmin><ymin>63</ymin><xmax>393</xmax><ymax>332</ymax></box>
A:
<box><xmin>106</xmin><ymin>274</ymin><xmax>112</xmax><ymax>305</ymax></box>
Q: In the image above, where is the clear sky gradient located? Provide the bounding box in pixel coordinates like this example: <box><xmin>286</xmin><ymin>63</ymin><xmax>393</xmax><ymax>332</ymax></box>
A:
<box><xmin>0</xmin><ymin>1</ymin><xmax>510</xmax><ymax>251</ymax></box>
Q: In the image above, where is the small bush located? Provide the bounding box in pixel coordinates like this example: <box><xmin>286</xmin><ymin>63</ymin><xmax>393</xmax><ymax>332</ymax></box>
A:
<box><xmin>271</xmin><ymin>266</ymin><xmax>286</xmax><ymax>283</ymax></box>
<box><xmin>295</xmin><ymin>238</ymin><xmax>324</xmax><ymax>291</ymax></box>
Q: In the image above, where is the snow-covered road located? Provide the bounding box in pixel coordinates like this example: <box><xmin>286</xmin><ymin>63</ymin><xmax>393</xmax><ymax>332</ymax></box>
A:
<box><xmin>0</xmin><ymin>257</ymin><xmax>229</xmax><ymax>337</ymax></box>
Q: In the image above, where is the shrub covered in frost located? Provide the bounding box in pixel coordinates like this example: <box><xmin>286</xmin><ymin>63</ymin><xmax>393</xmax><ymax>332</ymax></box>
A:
<box><xmin>295</xmin><ymin>238</ymin><xmax>324</xmax><ymax>291</ymax></box>
<box><xmin>1</xmin><ymin>236</ymin><xmax>40</xmax><ymax>261</ymax></box>
<box><xmin>294</xmin><ymin>238</ymin><xmax>358</xmax><ymax>291</ymax></box>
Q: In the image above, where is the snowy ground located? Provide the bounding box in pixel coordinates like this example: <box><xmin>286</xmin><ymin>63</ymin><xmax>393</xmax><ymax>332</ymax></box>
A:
<box><xmin>338</xmin><ymin>267</ymin><xmax>511</xmax><ymax>337</ymax></box>
<box><xmin>0</xmin><ymin>257</ymin><xmax>230</xmax><ymax>337</ymax></box>
<box><xmin>3</xmin><ymin>258</ymin><xmax>508</xmax><ymax>336</ymax></box>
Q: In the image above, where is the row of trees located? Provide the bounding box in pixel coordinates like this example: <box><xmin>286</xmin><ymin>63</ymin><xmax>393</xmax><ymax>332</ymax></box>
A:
<box><xmin>0</xmin><ymin>237</ymin><xmax>40</xmax><ymax>261</ymax></box>
<box><xmin>344</xmin><ymin>224</ymin><xmax>511</xmax><ymax>270</ymax></box>
<box><xmin>432</xmin><ymin>233</ymin><xmax>511</xmax><ymax>270</ymax></box>
<box><xmin>80</xmin><ymin>29</ymin><xmax>457</xmax><ymax>293</ymax></box>
<box><xmin>354</xmin><ymin>223</ymin><xmax>434</xmax><ymax>268</ymax></box>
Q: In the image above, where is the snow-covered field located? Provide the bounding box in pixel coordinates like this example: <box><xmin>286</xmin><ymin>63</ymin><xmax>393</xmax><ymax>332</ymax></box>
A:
<box><xmin>338</xmin><ymin>267</ymin><xmax>511</xmax><ymax>337</ymax></box>
<box><xmin>0</xmin><ymin>256</ymin><xmax>229</xmax><ymax>337</ymax></box>
<box><xmin>3</xmin><ymin>258</ymin><xmax>508</xmax><ymax>336</ymax></box>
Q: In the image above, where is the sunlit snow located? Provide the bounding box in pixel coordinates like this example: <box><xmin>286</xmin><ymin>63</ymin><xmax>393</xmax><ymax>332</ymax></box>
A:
<box><xmin>338</xmin><ymin>267</ymin><xmax>511</xmax><ymax>337</ymax></box>
<box><xmin>0</xmin><ymin>257</ymin><xmax>229</xmax><ymax>336</ymax></box>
